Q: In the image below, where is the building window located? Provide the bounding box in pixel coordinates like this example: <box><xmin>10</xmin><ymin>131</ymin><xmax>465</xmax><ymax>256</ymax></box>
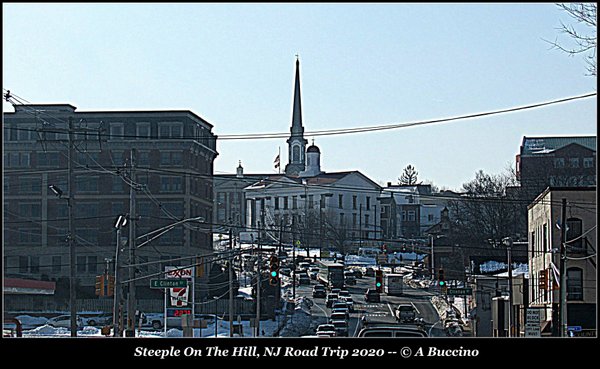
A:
<box><xmin>292</xmin><ymin>196</ymin><xmax>297</xmax><ymax>210</ymax></box>
<box><xmin>338</xmin><ymin>194</ymin><xmax>343</xmax><ymax>209</ymax></box>
<box><xmin>567</xmin><ymin>268</ymin><xmax>583</xmax><ymax>301</ymax></box>
<box><xmin>366</xmin><ymin>197</ymin><xmax>371</xmax><ymax>210</ymax></box>
<box><xmin>401</xmin><ymin>211</ymin><xmax>407</xmax><ymax>221</ymax></box>
<box><xmin>340</xmin><ymin>213</ymin><xmax>345</xmax><ymax>226</ymax></box>
<box><xmin>19</xmin><ymin>256</ymin><xmax>28</xmax><ymax>273</ymax></box>
<box><xmin>553</xmin><ymin>158</ymin><xmax>565</xmax><ymax>168</ymax></box>
<box><xmin>76</xmin><ymin>203</ymin><xmax>99</xmax><ymax>217</ymax></box>
<box><xmin>163</xmin><ymin>201</ymin><xmax>184</xmax><ymax>218</ymax></box>
<box><xmin>407</xmin><ymin>210</ymin><xmax>416</xmax><ymax>221</ymax></box>
<box><xmin>19</xmin><ymin>177</ymin><xmax>41</xmax><ymax>194</ymax></box>
<box><xmin>29</xmin><ymin>257</ymin><xmax>40</xmax><ymax>273</ymax></box>
<box><xmin>274</xmin><ymin>197</ymin><xmax>279</xmax><ymax>210</ymax></box>
<box><xmin>112</xmin><ymin>176</ymin><xmax>123</xmax><ymax>193</ymax></box>
<box><xmin>137</xmin><ymin>122</ymin><xmax>151</xmax><ymax>139</ymax></box>
<box><xmin>583</xmin><ymin>157</ymin><xmax>594</xmax><ymax>168</ymax></box>
<box><xmin>77</xmin><ymin>256</ymin><xmax>87</xmax><ymax>272</ymax></box>
<box><xmin>112</xmin><ymin>202</ymin><xmax>124</xmax><ymax>216</ymax></box>
<box><xmin>158</xmin><ymin>122</ymin><xmax>183</xmax><ymax>139</ymax></box>
<box><xmin>37</xmin><ymin>152</ymin><xmax>59</xmax><ymax>167</ymax></box>
<box><xmin>78</xmin><ymin>176</ymin><xmax>99</xmax><ymax>193</ymax></box>
<box><xmin>428</xmin><ymin>214</ymin><xmax>434</xmax><ymax>222</ymax></box>
<box><xmin>569</xmin><ymin>157</ymin><xmax>579</xmax><ymax>168</ymax></box>
<box><xmin>160</xmin><ymin>176</ymin><xmax>182</xmax><ymax>193</ymax></box>
<box><xmin>308</xmin><ymin>195</ymin><xmax>314</xmax><ymax>209</ymax></box>
<box><xmin>138</xmin><ymin>201</ymin><xmax>151</xmax><ymax>217</ymax></box>
<box><xmin>138</xmin><ymin>151</ymin><xmax>150</xmax><ymax>166</ymax></box>
<box><xmin>110</xmin><ymin>123</ymin><xmax>124</xmax><ymax>140</ymax></box>
<box><xmin>566</xmin><ymin>218</ymin><xmax>584</xmax><ymax>252</ymax></box>
<box><xmin>160</xmin><ymin>151</ymin><xmax>183</xmax><ymax>166</ymax></box>
<box><xmin>110</xmin><ymin>151</ymin><xmax>124</xmax><ymax>167</ymax></box>
<box><xmin>365</xmin><ymin>214</ymin><xmax>370</xmax><ymax>228</ymax></box>
<box><xmin>283</xmin><ymin>197</ymin><xmax>288</xmax><ymax>210</ymax></box>
<box><xmin>52</xmin><ymin>256</ymin><xmax>62</xmax><ymax>273</ymax></box>
<box><xmin>352</xmin><ymin>213</ymin><xmax>357</xmax><ymax>226</ymax></box>
<box><xmin>352</xmin><ymin>196</ymin><xmax>357</xmax><ymax>210</ymax></box>
<box><xmin>87</xmin><ymin>256</ymin><xmax>98</xmax><ymax>274</ymax></box>
<box><xmin>19</xmin><ymin>203</ymin><xmax>41</xmax><ymax>219</ymax></box>
<box><xmin>6</xmin><ymin>152</ymin><xmax>30</xmax><ymax>168</ymax></box>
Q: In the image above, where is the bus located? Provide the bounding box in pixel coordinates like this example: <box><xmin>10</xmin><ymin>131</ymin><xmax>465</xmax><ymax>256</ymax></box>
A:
<box><xmin>316</xmin><ymin>260</ymin><xmax>345</xmax><ymax>289</ymax></box>
<box><xmin>383</xmin><ymin>273</ymin><xmax>404</xmax><ymax>296</ymax></box>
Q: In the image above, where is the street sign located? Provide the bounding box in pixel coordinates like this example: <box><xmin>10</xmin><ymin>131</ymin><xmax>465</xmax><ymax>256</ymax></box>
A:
<box><xmin>150</xmin><ymin>279</ymin><xmax>188</xmax><ymax>288</ymax></box>
<box><xmin>525</xmin><ymin>309</ymin><xmax>541</xmax><ymax>337</ymax></box>
<box><xmin>567</xmin><ymin>326</ymin><xmax>582</xmax><ymax>332</ymax></box>
<box><xmin>446</xmin><ymin>287</ymin><xmax>473</xmax><ymax>296</ymax></box>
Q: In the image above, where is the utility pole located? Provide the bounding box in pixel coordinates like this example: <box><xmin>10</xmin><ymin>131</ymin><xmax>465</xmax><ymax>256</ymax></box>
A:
<box><xmin>126</xmin><ymin>149</ymin><xmax>137</xmax><ymax>336</ymax></box>
<box><xmin>67</xmin><ymin>116</ymin><xmax>77</xmax><ymax>338</ymax></box>
<box><xmin>559</xmin><ymin>198</ymin><xmax>568</xmax><ymax>337</ymax></box>
<box><xmin>228</xmin><ymin>228</ymin><xmax>234</xmax><ymax>337</ymax></box>
<box><xmin>504</xmin><ymin>236</ymin><xmax>514</xmax><ymax>337</ymax></box>
<box><xmin>255</xmin><ymin>217</ymin><xmax>262</xmax><ymax>337</ymax></box>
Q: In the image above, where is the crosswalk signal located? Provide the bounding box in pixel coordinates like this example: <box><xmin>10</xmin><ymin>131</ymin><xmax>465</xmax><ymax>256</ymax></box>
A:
<box><xmin>269</xmin><ymin>255</ymin><xmax>280</xmax><ymax>286</ymax></box>
<box><xmin>375</xmin><ymin>269</ymin><xmax>383</xmax><ymax>293</ymax></box>
<box><xmin>95</xmin><ymin>275</ymin><xmax>105</xmax><ymax>296</ymax></box>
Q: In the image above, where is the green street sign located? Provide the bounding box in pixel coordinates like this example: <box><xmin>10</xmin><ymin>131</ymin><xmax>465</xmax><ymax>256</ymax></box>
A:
<box><xmin>446</xmin><ymin>287</ymin><xmax>473</xmax><ymax>296</ymax></box>
<box><xmin>150</xmin><ymin>279</ymin><xmax>188</xmax><ymax>288</ymax></box>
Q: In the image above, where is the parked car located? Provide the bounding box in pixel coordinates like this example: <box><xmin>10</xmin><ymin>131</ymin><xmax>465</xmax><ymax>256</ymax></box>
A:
<box><xmin>331</xmin><ymin>288</ymin><xmax>341</xmax><ymax>295</ymax></box>
<box><xmin>325</xmin><ymin>293</ymin><xmax>339</xmax><ymax>308</ymax></box>
<box><xmin>312</xmin><ymin>285</ymin><xmax>327</xmax><ymax>298</ymax></box>
<box><xmin>364</xmin><ymin>288</ymin><xmax>380</xmax><ymax>303</ymax></box>
<box><xmin>345</xmin><ymin>276</ymin><xmax>357</xmax><ymax>285</ymax></box>
<box><xmin>83</xmin><ymin>313</ymin><xmax>113</xmax><ymax>327</ymax></box>
<box><xmin>298</xmin><ymin>274</ymin><xmax>311</xmax><ymax>285</ymax></box>
<box><xmin>47</xmin><ymin>314</ymin><xmax>83</xmax><ymax>328</ymax></box>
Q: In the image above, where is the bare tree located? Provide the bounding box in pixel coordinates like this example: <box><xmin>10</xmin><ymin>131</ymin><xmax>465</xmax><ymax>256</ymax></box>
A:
<box><xmin>398</xmin><ymin>164</ymin><xmax>420</xmax><ymax>185</ymax></box>
<box><xmin>546</xmin><ymin>3</ymin><xmax>597</xmax><ymax>76</ymax></box>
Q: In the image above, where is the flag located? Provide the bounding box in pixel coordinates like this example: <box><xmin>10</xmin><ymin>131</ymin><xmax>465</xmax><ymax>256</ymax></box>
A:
<box><xmin>274</xmin><ymin>154</ymin><xmax>280</xmax><ymax>168</ymax></box>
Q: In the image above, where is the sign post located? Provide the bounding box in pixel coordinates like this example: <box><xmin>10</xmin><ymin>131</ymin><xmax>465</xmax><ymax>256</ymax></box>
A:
<box><xmin>163</xmin><ymin>266</ymin><xmax>195</xmax><ymax>335</ymax></box>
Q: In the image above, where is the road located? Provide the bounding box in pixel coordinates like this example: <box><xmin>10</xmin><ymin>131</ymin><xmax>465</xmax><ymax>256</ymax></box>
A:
<box><xmin>292</xmin><ymin>270</ymin><xmax>445</xmax><ymax>337</ymax></box>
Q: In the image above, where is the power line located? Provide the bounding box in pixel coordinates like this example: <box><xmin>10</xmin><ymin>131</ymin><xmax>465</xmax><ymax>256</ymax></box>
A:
<box><xmin>4</xmin><ymin>91</ymin><xmax>596</xmax><ymax>141</ymax></box>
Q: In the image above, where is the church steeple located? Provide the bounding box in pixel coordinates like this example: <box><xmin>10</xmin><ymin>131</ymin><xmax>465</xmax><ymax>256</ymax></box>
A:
<box><xmin>285</xmin><ymin>56</ymin><xmax>308</xmax><ymax>176</ymax></box>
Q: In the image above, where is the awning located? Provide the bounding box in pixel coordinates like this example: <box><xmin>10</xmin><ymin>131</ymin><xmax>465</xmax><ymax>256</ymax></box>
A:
<box><xmin>3</xmin><ymin>278</ymin><xmax>56</xmax><ymax>295</ymax></box>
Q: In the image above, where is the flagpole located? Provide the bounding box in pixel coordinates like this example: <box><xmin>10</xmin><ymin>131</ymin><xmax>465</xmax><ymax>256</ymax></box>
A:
<box><xmin>278</xmin><ymin>147</ymin><xmax>281</xmax><ymax>174</ymax></box>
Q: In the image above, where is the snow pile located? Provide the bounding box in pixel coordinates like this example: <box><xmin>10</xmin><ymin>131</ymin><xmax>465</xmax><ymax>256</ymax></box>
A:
<box><xmin>344</xmin><ymin>254</ymin><xmax>376</xmax><ymax>266</ymax></box>
<box><xmin>24</xmin><ymin>324</ymin><xmax>71</xmax><ymax>337</ymax></box>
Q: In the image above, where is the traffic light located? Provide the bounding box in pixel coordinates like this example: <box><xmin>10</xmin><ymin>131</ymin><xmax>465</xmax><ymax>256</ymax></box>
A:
<box><xmin>106</xmin><ymin>275</ymin><xmax>115</xmax><ymax>297</ymax></box>
<box><xmin>269</xmin><ymin>255</ymin><xmax>280</xmax><ymax>286</ymax></box>
<box><xmin>438</xmin><ymin>268</ymin><xmax>446</xmax><ymax>288</ymax></box>
<box><xmin>95</xmin><ymin>275</ymin><xmax>105</xmax><ymax>296</ymax></box>
<box><xmin>539</xmin><ymin>269</ymin><xmax>548</xmax><ymax>291</ymax></box>
<box><xmin>375</xmin><ymin>269</ymin><xmax>383</xmax><ymax>293</ymax></box>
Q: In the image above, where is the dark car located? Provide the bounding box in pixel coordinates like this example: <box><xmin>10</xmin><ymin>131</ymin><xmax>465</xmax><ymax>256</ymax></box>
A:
<box><xmin>326</xmin><ymin>293</ymin><xmax>339</xmax><ymax>308</ymax></box>
<box><xmin>357</xmin><ymin>325</ymin><xmax>428</xmax><ymax>337</ymax></box>
<box><xmin>312</xmin><ymin>285</ymin><xmax>326</xmax><ymax>298</ymax></box>
<box><xmin>364</xmin><ymin>289</ymin><xmax>380</xmax><ymax>303</ymax></box>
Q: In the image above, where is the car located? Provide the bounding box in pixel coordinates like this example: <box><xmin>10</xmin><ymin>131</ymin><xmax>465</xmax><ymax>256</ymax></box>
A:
<box><xmin>47</xmin><ymin>314</ymin><xmax>84</xmax><ymax>328</ymax></box>
<box><xmin>298</xmin><ymin>274</ymin><xmax>311</xmax><ymax>285</ymax></box>
<box><xmin>329</xmin><ymin>312</ymin><xmax>349</xmax><ymax>324</ymax></box>
<box><xmin>345</xmin><ymin>275</ymin><xmax>357</xmax><ymax>285</ymax></box>
<box><xmin>363</xmin><ymin>267</ymin><xmax>375</xmax><ymax>277</ymax></box>
<box><xmin>331</xmin><ymin>307</ymin><xmax>350</xmax><ymax>320</ymax></box>
<box><xmin>340</xmin><ymin>296</ymin><xmax>354</xmax><ymax>312</ymax></box>
<box><xmin>325</xmin><ymin>293</ymin><xmax>339</xmax><ymax>308</ymax></box>
<box><xmin>338</xmin><ymin>289</ymin><xmax>350</xmax><ymax>297</ymax></box>
<box><xmin>364</xmin><ymin>289</ymin><xmax>380</xmax><ymax>303</ymax></box>
<box><xmin>309</xmin><ymin>267</ymin><xmax>320</xmax><ymax>280</ymax></box>
<box><xmin>280</xmin><ymin>267</ymin><xmax>291</xmax><ymax>276</ymax></box>
<box><xmin>395</xmin><ymin>304</ymin><xmax>417</xmax><ymax>323</ymax></box>
<box><xmin>316</xmin><ymin>323</ymin><xmax>337</xmax><ymax>337</ymax></box>
<box><xmin>83</xmin><ymin>313</ymin><xmax>113</xmax><ymax>327</ymax></box>
<box><xmin>331</xmin><ymin>288</ymin><xmax>341</xmax><ymax>295</ymax></box>
<box><xmin>331</xmin><ymin>320</ymin><xmax>349</xmax><ymax>337</ymax></box>
<box><xmin>356</xmin><ymin>325</ymin><xmax>428</xmax><ymax>337</ymax></box>
<box><xmin>312</xmin><ymin>285</ymin><xmax>327</xmax><ymax>298</ymax></box>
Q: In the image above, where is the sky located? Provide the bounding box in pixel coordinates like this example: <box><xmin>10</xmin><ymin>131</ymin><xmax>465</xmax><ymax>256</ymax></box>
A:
<box><xmin>2</xmin><ymin>3</ymin><xmax>597</xmax><ymax>191</ymax></box>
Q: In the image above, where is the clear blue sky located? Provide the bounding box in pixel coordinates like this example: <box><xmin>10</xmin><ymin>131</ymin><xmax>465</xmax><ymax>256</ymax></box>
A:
<box><xmin>3</xmin><ymin>3</ymin><xmax>596</xmax><ymax>191</ymax></box>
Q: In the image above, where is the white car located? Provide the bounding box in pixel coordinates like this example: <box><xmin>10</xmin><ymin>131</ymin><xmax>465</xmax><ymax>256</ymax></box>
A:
<box><xmin>47</xmin><ymin>314</ymin><xmax>83</xmax><ymax>328</ymax></box>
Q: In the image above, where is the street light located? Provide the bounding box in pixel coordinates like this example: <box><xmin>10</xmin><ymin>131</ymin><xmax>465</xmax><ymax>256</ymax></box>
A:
<box><xmin>113</xmin><ymin>214</ymin><xmax>128</xmax><ymax>337</ymax></box>
<box><xmin>49</xmin><ymin>184</ymin><xmax>77</xmax><ymax>337</ymax></box>
<box><xmin>136</xmin><ymin>216</ymin><xmax>205</xmax><ymax>249</ymax></box>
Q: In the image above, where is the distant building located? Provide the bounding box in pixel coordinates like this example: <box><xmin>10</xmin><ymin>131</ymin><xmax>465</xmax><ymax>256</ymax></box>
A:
<box><xmin>527</xmin><ymin>186</ymin><xmax>596</xmax><ymax>336</ymax></box>
<box><xmin>516</xmin><ymin>136</ymin><xmax>596</xmax><ymax>200</ymax></box>
<box><xmin>3</xmin><ymin>104</ymin><xmax>218</xmax><ymax>308</ymax></box>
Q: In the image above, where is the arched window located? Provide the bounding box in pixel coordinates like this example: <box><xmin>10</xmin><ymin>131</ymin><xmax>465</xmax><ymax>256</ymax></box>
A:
<box><xmin>292</xmin><ymin>145</ymin><xmax>300</xmax><ymax>163</ymax></box>
<box><xmin>566</xmin><ymin>217</ymin><xmax>584</xmax><ymax>253</ymax></box>
<box><xmin>567</xmin><ymin>267</ymin><xmax>583</xmax><ymax>301</ymax></box>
